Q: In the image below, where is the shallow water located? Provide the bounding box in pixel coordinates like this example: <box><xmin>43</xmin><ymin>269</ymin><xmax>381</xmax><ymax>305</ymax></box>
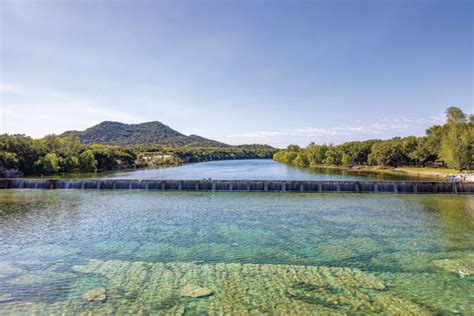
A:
<box><xmin>0</xmin><ymin>190</ymin><xmax>473</xmax><ymax>314</ymax></box>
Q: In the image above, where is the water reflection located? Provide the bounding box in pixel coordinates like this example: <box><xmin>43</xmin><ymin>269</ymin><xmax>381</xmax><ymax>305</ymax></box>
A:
<box><xmin>103</xmin><ymin>160</ymin><xmax>424</xmax><ymax>180</ymax></box>
<box><xmin>27</xmin><ymin>160</ymin><xmax>422</xmax><ymax>180</ymax></box>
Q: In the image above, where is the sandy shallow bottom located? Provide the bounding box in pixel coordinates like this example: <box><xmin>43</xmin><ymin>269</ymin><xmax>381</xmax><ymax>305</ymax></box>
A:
<box><xmin>1</xmin><ymin>256</ymin><xmax>473</xmax><ymax>315</ymax></box>
<box><xmin>0</xmin><ymin>191</ymin><xmax>473</xmax><ymax>314</ymax></box>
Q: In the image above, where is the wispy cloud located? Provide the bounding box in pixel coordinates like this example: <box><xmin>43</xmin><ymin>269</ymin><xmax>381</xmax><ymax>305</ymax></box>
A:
<box><xmin>0</xmin><ymin>81</ymin><xmax>448</xmax><ymax>146</ymax></box>
<box><xmin>1</xmin><ymin>83</ymin><xmax>147</xmax><ymax>137</ymax></box>
<box><xmin>222</xmin><ymin>115</ymin><xmax>445</xmax><ymax>147</ymax></box>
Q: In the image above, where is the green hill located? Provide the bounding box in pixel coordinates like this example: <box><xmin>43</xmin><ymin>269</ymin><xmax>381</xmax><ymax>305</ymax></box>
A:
<box><xmin>61</xmin><ymin>121</ymin><xmax>228</xmax><ymax>147</ymax></box>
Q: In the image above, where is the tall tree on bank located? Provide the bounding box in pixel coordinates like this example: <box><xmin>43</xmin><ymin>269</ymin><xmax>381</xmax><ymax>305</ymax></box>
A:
<box><xmin>274</xmin><ymin>106</ymin><xmax>473</xmax><ymax>171</ymax></box>
<box><xmin>439</xmin><ymin>108</ymin><xmax>473</xmax><ymax>170</ymax></box>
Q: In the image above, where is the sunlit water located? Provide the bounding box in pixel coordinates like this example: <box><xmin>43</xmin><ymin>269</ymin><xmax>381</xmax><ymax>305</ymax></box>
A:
<box><xmin>102</xmin><ymin>159</ymin><xmax>414</xmax><ymax>180</ymax></box>
<box><xmin>0</xmin><ymin>190</ymin><xmax>473</xmax><ymax>314</ymax></box>
<box><xmin>28</xmin><ymin>159</ymin><xmax>427</xmax><ymax>181</ymax></box>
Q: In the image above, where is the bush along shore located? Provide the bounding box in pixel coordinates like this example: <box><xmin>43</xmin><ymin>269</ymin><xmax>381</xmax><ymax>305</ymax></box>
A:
<box><xmin>0</xmin><ymin>133</ymin><xmax>277</xmax><ymax>178</ymax></box>
<box><xmin>273</xmin><ymin>107</ymin><xmax>473</xmax><ymax>181</ymax></box>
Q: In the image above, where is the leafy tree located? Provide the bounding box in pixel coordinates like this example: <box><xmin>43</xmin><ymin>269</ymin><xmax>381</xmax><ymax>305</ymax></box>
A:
<box><xmin>409</xmin><ymin>137</ymin><xmax>435</xmax><ymax>167</ymax></box>
<box><xmin>61</xmin><ymin>156</ymin><xmax>80</xmax><ymax>171</ymax></box>
<box><xmin>306</xmin><ymin>143</ymin><xmax>329</xmax><ymax>166</ymax></box>
<box><xmin>89</xmin><ymin>144</ymin><xmax>115</xmax><ymax>170</ymax></box>
<box><xmin>34</xmin><ymin>135</ymin><xmax>63</xmax><ymax>155</ymax></box>
<box><xmin>341</xmin><ymin>153</ymin><xmax>352</xmax><ymax>166</ymax></box>
<box><xmin>367</xmin><ymin>138</ymin><xmax>405</xmax><ymax>167</ymax></box>
<box><xmin>439</xmin><ymin>123</ymin><xmax>472</xmax><ymax>170</ymax></box>
<box><xmin>0</xmin><ymin>134</ymin><xmax>38</xmax><ymax>174</ymax></box>
<box><xmin>338</xmin><ymin>140</ymin><xmax>378</xmax><ymax>166</ymax></box>
<box><xmin>286</xmin><ymin>145</ymin><xmax>301</xmax><ymax>152</ymax></box>
<box><xmin>324</xmin><ymin>148</ymin><xmax>342</xmax><ymax>165</ymax></box>
<box><xmin>293</xmin><ymin>152</ymin><xmax>308</xmax><ymax>167</ymax></box>
<box><xmin>446</xmin><ymin>106</ymin><xmax>467</xmax><ymax>124</ymax></box>
<box><xmin>35</xmin><ymin>153</ymin><xmax>61</xmax><ymax>174</ymax></box>
<box><xmin>402</xmin><ymin>136</ymin><xmax>418</xmax><ymax>165</ymax></box>
<box><xmin>59</xmin><ymin>133</ymin><xmax>83</xmax><ymax>171</ymax></box>
<box><xmin>0</xmin><ymin>151</ymin><xmax>19</xmax><ymax>169</ymax></box>
<box><xmin>79</xmin><ymin>150</ymin><xmax>98</xmax><ymax>172</ymax></box>
<box><xmin>114</xmin><ymin>149</ymin><xmax>137</xmax><ymax>165</ymax></box>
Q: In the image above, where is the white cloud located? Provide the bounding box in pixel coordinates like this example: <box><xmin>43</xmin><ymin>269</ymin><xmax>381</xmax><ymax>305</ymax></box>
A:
<box><xmin>0</xmin><ymin>83</ymin><xmax>147</xmax><ymax>137</ymax></box>
<box><xmin>0</xmin><ymin>82</ymin><xmax>448</xmax><ymax>146</ymax></box>
<box><xmin>222</xmin><ymin>115</ymin><xmax>445</xmax><ymax>147</ymax></box>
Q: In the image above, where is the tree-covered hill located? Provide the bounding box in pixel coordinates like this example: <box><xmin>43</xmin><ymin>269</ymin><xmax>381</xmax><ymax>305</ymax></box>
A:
<box><xmin>61</xmin><ymin>121</ymin><xmax>228</xmax><ymax>147</ymax></box>
<box><xmin>0</xmin><ymin>118</ymin><xmax>278</xmax><ymax>176</ymax></box>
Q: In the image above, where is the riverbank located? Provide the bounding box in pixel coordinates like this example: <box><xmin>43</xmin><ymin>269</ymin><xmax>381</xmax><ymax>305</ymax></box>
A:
<box><xmin>304</xmin><ymin>165</ymin><xmax>472</xmax><ymax>181</ymax></box>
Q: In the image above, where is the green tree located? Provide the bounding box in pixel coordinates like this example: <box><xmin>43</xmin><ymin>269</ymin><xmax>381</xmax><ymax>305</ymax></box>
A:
<box><xmin>59</xmin><ymin>133</ymin><xmax>83</xmax><ymax>171</ymax></box>
<box><xmin>293</xmin><ymin>151</ymin><xmax>309</xmax><ymax>167</ymax></box>
<box><xmin>324</xmin><ymin>148</ymin><xmax>341</xmax><ymax>165</ymax></box>
<box><xmin>0</xmin><ymin>134</ymin><xmax>38</xmax><ymax>174</ymax></box>
<box><xmin>282</xmin><ymin>145</ymin><xmax>301</xmax><ymax>164</ymax></box>
<box><xmin>89</xmin><ymin>144</ymin><xmax>116</xmax><ymax>170</ymax></box>
<box><xmin>79</xmin><ymin>150</ymin><xmax>98</xmax><ymax>172</ymax></box>
<box><xmin>113</xmin><ymin>148</ymin><xmax>137</xmax><ymax>165</ymax></box>
<box><xmin>439</xmin><ymin>123</ymin><xmax>472</xmax><ymax>170</ymax></box>
<box><xmin>409</xmin><ymin>137</ymin><xmax>435</xmax><ymax>167</ymax></box>
<box><xmin>34</xmin><ymin>134</ymin><xmax>63</xmax><ymax>155</ymax></box>
<box><xmin>36</xmin><ymin>153</ymin><xmax>61</xmax><ymax>174</ymax></box>
<box><xmin>402</xmin><ymin>136</ymin><xmax>418</xmax><ymax>165</ymax></box>
<box><xmin>306</xmin><ymin>143</ymin><xmax>329</xmax><ymax>166</ymax></box>
<box><xmin>62</xmin><ymin>156</ymin><xmax>80</xmax><ymax>171</ymax></box>
<box><xmin>445</xmin><ymin>106</ymin><xmax>467</xmax><ymax>124</ymax></box>
<box><xmin>368</xmin><ymin>138</ymin><xmax>405</xmax><ymax>167</ymax></box>
<box><xmin>341</xmin><ymin>153</ymin><xmax>352</xmax><ymax>166</ymax></box>
<box><xmin>0</xmin><ymin>151</ymin><xmax>19</xmax><ymax>169</ymax></box>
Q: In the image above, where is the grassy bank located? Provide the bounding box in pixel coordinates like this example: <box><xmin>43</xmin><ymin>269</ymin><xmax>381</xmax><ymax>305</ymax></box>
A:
<box><xmin>307</xmin><ymin>165</ymin><xmax>467</xmax><ymax>180</ymax></box>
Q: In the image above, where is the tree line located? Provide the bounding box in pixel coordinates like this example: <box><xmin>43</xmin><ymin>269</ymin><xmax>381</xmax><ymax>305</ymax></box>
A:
<box><xmin>135</xmin><ymin>144</ymin><xmax>276</xmax><ymax>164</ymax></box>
<box><xmin>0</xmin><ymin>133</ymin><xmax>137</xmax><ymax>176</ymax></box>
<box><xmin>0</xmin><ymin>133</ymin><xmax>277</xmax><ymax>176</ymax></box>
<box><xmin>273</xmin><ymin>107</ymin><xmax>473</xmax><ymax>171</ymax></box>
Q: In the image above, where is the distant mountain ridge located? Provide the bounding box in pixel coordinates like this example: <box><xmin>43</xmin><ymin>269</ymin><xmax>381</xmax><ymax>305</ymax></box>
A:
<box><xmin>61</xmin><ymin>121</ymin><xmax>228</xmax><ymax>147</ymax></box>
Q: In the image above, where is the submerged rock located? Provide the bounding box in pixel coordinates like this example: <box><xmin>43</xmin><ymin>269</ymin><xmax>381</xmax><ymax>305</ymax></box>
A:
<box><xmin>382</xmin><ymin>271</ymin><xmax>474</xmax><ymax>314</ymax></box>
<box><xmin>3</xmin><ymin>259</ymin><xmax>434</xmax><ymax>314</ymax></box>
<box><xmin>82</xmin><ymin>288</ymin><xmax>107</xmax><ymax>302</ymax></box>
<box><xmin>180</xmin><ymin>284</ymin><xmax>213</xmax><ymax>298</ymax></box>
<box><xmin>432</xmin><ymin>257</ymin><xmax>474</xmax><ymax>277</ymax></box>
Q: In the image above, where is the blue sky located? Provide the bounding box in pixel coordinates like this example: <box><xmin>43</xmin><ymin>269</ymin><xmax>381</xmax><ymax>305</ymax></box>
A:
<box><xmin>1</xmin><ymin>0</ymin><xmax>472</xmax><ymax>147</ymax></box>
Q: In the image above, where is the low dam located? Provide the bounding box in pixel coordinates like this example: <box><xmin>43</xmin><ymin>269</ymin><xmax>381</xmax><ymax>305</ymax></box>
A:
<box><xmin>0</xmin><ymin>179</ymin><xmax>473</xmax><ymax>194</ymax></box>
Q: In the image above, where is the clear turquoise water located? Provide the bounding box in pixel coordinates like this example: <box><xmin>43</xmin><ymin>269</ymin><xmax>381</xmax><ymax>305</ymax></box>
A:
<box><xmin>0</xmin><ymin>190</ymin><xmax>472</xmax><ymax>314</ymax></box>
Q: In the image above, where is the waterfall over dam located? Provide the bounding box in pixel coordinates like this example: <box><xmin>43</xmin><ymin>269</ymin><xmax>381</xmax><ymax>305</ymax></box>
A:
<box><xmin>0</xmin><ymin>179</ymin><xmax>472</xmax><ymax>194</ymax></box>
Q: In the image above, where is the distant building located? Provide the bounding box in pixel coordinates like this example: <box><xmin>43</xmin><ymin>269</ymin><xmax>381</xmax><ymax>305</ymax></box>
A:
<box><xmin>141</xmin><ymin>153</ymin><xmax>174</xmax><ymax>161</ymax></box>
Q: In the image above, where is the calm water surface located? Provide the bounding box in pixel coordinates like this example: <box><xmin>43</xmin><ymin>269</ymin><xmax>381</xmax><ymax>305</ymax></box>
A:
<box><xmin>0</xmin><ymin>190</ymin><xmax>472</xmax><ymax>314</ymax></box>
<box><xmin>30</xmin><ymin>159</ymin><xmax>426</xmax><ymax>180</ymax></box>
<box><xmin>103</xmin><ymin>159</ymin><xmax>413</xmax><ymax>180</ymax></box>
